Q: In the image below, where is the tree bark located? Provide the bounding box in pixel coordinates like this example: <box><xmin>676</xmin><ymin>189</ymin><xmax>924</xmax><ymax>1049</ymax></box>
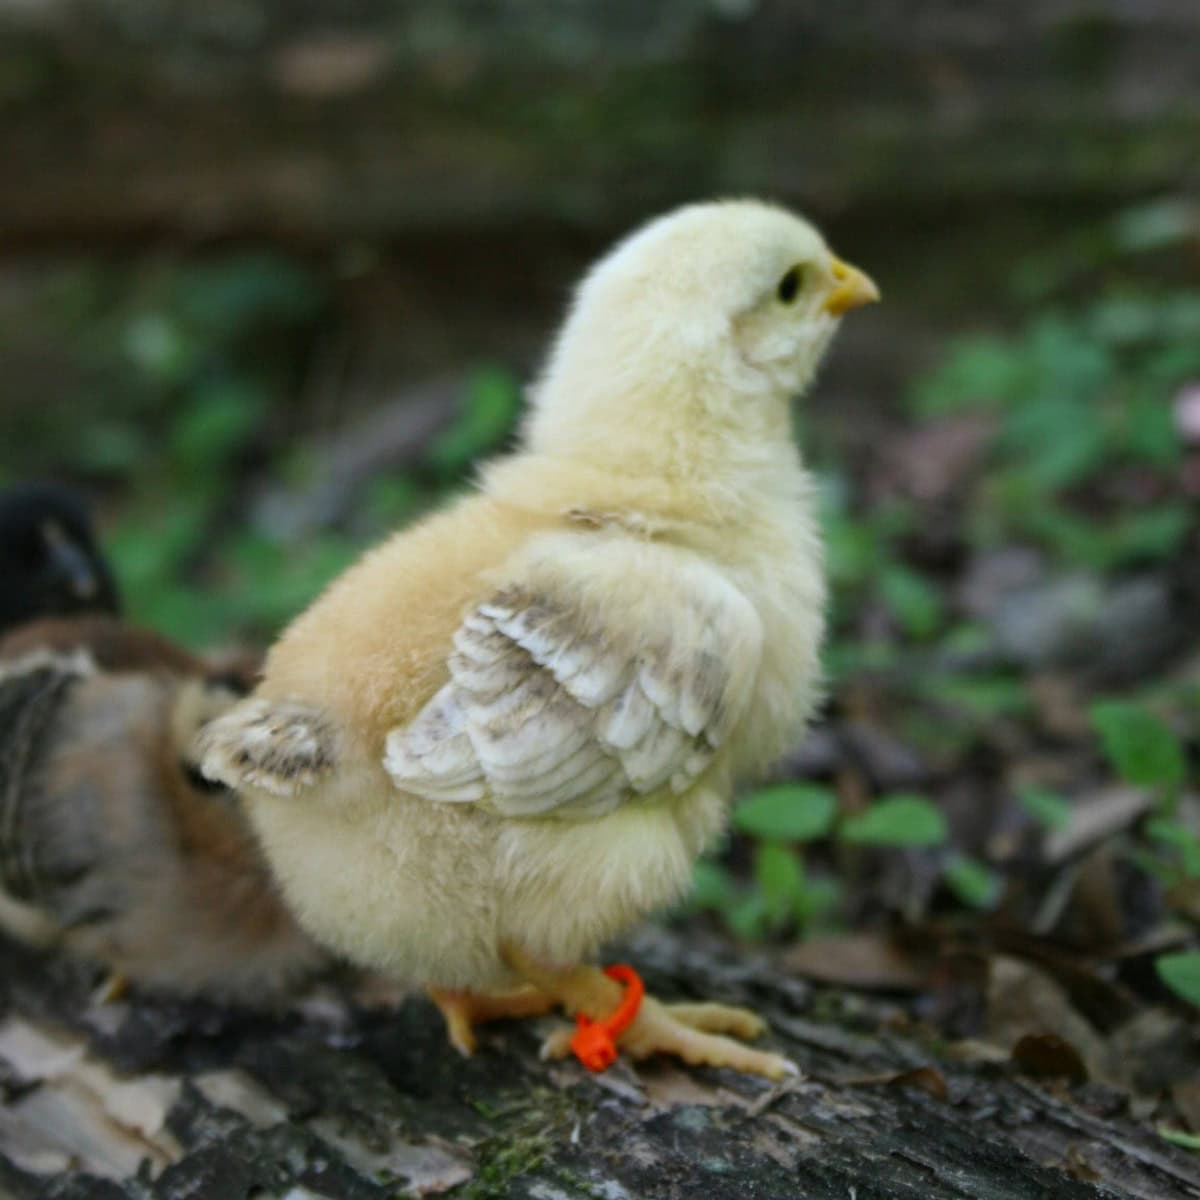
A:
<box><xmin>2</xmin><ymin>926</ymin><xmax>1198</xmax><ymax>1200</ymax></box>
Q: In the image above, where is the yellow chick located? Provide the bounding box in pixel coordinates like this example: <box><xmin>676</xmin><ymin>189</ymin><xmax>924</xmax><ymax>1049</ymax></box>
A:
<box><xmin>200</xmin><ymin>200</ymin><xmax>879</xmax><ymax>1077</ymax></box>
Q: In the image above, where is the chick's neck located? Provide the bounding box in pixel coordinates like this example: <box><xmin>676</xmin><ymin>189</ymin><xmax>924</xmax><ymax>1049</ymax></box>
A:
<box><xmin>485</xmin><ymin>377</ymin><xmax>812</xmax><ymax>537</ymax></box>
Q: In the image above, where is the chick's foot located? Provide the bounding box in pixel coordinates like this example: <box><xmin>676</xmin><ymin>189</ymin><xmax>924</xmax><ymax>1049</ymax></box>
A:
<box><xmin>428</xmin><ymin>984</ymin><xmax>557</xmax><ymax>1056</ymax></box>
<box><xmin>505</xmin><ymin>946</ymin><xmax>797</xmax><ymax>1081</ymax></box>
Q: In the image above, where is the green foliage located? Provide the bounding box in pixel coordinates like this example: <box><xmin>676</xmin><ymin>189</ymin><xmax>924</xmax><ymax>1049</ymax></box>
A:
<box><xmin>1158</xmin><ymin>1126</ymin><xmax>1200</xmax><ymax>1152</ymax></box>
<box><xmin>910</xmin><ymin>286</ymin><xmax>1196</xmax><ymax>573</ymax></box>
<box><xmin>942</xmin><ymin>853</ymin><xmax>1002</xmax><ymax>910</ymax></box>
<box><xmin>692</xmin><ymin>789</ymin><xmax>843</xmax><ymax>940</ymax></box>
<box><xmin>733</xmin><ymin>784</ymin><xmax>837</xmax><ymax>842</ymax></box>
<box><xmin>878</xmin><ymin>563</ymin><xmax>944</xmax><ymax>640</ymax></box>
<box><xmin>1090</xmin><ymin>699</ymin><xmax>1197</xmax><ymax>889</ymax></box>
<box><xmin>22</xmin><ymin>253</ymin><xmax>526</xmax><ymax>646</ymax></box>
<box><xmin>1091</xmin><ymin>701</ymin><xmax>1187</xmax><ymax>793</ymax></box>
<box><xmin>696</xmin><ymin>789</ymin><xmax>968</xmax><ymax>938</ymax></box>
<box><xmin>918</xmin><ymin>673</ymin><xmax>1032</xmax><ymax>721</ymax></box>
<box><xmin>430</xmin><ymin>368</ymin><xmax>522</xmax><ymax>474</ymax></box>
<box><xmin>1144</xmin><ymin>819</ymin><xmax>1200</xmax><ymax>881</ymax></box>
<box><xmin>821</xmin><ymin>481</ymin><xmax>946</xmax><ymax>649</ymax></box>
<box><xmin>1155</xmin><ymin>951</ymin><xmax>1200</xmax><ymax>1009</ymax></box>
<box><xmin>841</xmin><ymin>795</ymin><xmax>949</xmax><ymax>847</ymax></box>
<box><xmin>754</xmin><ymin>843</ymin><xmax>807</xmax><ymax>930</ymax></box>
<box><xmin>689</xmin><ymin>860</ymin><xmax>737</xmax><ymax>913</ymax></box>
<box><xmin>1017</xmin><ymin>787</ymin><xmax>1072</xmax><ymax>832</ymax></box>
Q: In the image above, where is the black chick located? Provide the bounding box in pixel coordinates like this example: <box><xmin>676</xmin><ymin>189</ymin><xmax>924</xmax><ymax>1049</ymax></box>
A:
<box><xmin>0</xmin><ymin>482</ymin><xmax>120</xmax><ymax>634</ymax></box>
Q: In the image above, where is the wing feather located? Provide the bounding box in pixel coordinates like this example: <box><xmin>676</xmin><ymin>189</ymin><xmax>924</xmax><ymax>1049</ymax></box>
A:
<box><xmin>383</xmin><ymin>543</ymin><xmax>763</xmax><ymax>820</ymax></box>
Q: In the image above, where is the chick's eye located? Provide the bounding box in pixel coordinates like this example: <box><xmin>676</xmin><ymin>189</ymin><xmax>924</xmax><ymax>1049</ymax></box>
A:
<box><xmin>776</xmin><ymin>265</ymin><xmax>805</xmax><ymax>304</ymax></box>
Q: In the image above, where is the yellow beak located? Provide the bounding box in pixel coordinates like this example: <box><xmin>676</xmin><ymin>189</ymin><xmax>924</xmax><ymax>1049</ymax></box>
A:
<box><xmin>823</xmin><ymin>257</ymin><xmax>881</xmax><ymax>316</ymax></box>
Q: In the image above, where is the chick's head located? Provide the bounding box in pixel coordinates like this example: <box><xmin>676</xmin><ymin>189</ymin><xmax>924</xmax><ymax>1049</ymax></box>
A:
<box><xmin>0</xmin><ymin>483</ymin><xmax>120</xmax><ymax>634</ymax></box>
<box><xmin>525</xmin><ymin>200</ymin><xmax>878</xmax><ymax>464</ymax></box>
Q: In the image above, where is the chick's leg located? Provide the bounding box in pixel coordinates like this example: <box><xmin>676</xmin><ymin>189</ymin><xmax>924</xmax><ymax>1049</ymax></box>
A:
<box><xmin>429</xmin><ymin>984</ymin><xmax>557</xmax><ymax>1057</ymax></box>
<box><xmin>504</xmin><ymin>945</ymin><xmax>796</xmax><ymax>1081</ymax></box>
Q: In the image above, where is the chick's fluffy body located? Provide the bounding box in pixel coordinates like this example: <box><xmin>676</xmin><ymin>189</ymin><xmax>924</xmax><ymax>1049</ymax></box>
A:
<box><xmin>222</xmin><ymin>201</ymin><xmax>836</xmax><ymax>990</ymax></box>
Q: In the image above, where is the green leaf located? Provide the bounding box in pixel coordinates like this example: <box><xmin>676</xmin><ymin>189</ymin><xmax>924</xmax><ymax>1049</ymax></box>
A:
<box><xmin>879</xmin><ymin>564</ymin><xmax>944</xmax><ymax>640</ymax></box>
<box><xmin>906</xmin><ymin>335</ymin><xmax>1025</xmax><ymax>417</ymax></box>
<box><xmin>1109</xmin><ymin>507</ymin><xmax>1190</xmax><ymax>565</ymax></box>
<box><xmin>168</xmin><ymin>380</ymin><xmax>265</xmax><ymax>471</ymax></box>
<box><xmin>689</xmin><ymin>861</ymin><xmax>737</xmax><ymax>912</ymax></box>
<box><xmin>840</xmin><ymin>794</ymin><xmax>948</xmax><ymax>847</ymax></box>
<box><xmin>825</xmin><ymin>516</ymin><xmax>882</xmax><ymax>590</ymax></box>
<box><xmin>173</xmin><ymin>252</ymin><xmax>324</xmax><ymax>337</ymax></box>
<box><xmin>920</xmin><ymin>674</ymin><xmax>1031</xmax><ymax>719</ymax></box>
<box><xmin>1155</xmin><ymin>951</ymin><xmax>1200</xmax><ymax>1008</ymax></box>
<box><xmin>942</xmin><ymin>853</ymin><xmax>1002</xmax><ymax>910</ymax></box>
<box><xmin>1145</xmin><ymin>819</ymin><xmax>1200</xmax><ymax>878</ymax></box>
<box><xmin>754</xmin><ymin>843</ymin><xmax>805</xmax><ymax>927</ymax></box>
<box><xmin>1158</xmin><ymin>1126</ymin><xmax>1200</xmax><ymax>1152</ymax></box>
<box><xmin>123</xmin><ymin>311</ymin><xmax>196</xmax><ymax>382</ymax></box>
<box><xmin>1091</xmin><ymin>701</ymin><xmax>1186</xmax><ymax>790</ymax></box>
<box><xmin>733</xmin><ymin>784</ymin><xmax>838</xmax><ymax>842</ymax></box>
<box><xmin>1112</xmin><ymin>199</ymin><xmax>1197</xmax><ymax>252</ymax></box>
<box><xmin>429</xmin><ymin>368</ymin><xmax>521</xmax><ymax>472</ymax></box>
<box><xmin>1017</xmin><ymin>787</ymin><xmax>1071</xmax><ymax>831</ymax></box>
<box><xmin>724</xmin><ymin>892</ymin><xmax>769</xmax><ymax>941</ymax></box>
<box><xmin>792</xmin><ymin>874</ymin><xmax>843</xmax><ymax>927</ymax></box>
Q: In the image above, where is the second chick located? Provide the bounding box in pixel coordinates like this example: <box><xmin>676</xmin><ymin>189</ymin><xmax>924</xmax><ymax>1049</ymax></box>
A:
<box><xmin>0</xmin><ymin>617</ymin><xmax>327</xmax><ymax>1002</ymax></box>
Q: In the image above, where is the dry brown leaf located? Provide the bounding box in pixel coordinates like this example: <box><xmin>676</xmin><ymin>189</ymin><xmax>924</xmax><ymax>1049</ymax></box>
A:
<box><xmin>1170</xmin><ymin>1079</ymin><xmax>1200</xmax><ymax>1132</ymax></box>
<box><xmin>1043</xmin><ymin>787</ymin><xmax>1153</xmax><ymax>865</ymax></box>
<box><xmin>1011</xmin><ymin>1034</ymin><xmax>1088</xmax><ymax>1083</ymax></box>
<box><xmin>782</xmin><ymin>934</ymin><xmax>928</xmax><ymax>992</ymax></box>
<box><xmin>986</xmin><ymin>956</ymin><xmax>1116</xmax><ymax>1085</ymax></box>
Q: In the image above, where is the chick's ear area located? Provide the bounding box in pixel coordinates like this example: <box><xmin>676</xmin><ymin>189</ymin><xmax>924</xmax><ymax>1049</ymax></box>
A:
<box><xmin>730</xmin><ymin>303</ymin><xmax>797</xmax><ymax>372</ymax></box>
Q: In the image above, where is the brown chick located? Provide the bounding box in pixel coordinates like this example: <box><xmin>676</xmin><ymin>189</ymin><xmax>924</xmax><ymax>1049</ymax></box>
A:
<box><xmin>199</xmin><ymin>200</ymin><xmax>879</xmax><ymax>1076</ymax></box>
<box><xmin>0</xmin><ymin>617</ymin><xmax>327</xmax><ymax>1002</ymax></box>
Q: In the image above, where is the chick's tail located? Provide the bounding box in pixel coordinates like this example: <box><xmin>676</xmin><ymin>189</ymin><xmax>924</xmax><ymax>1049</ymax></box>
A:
<box><xmin>196</xmin><ymin>697</ymin><xmax>339</xmax><ymax>798</ymax></box>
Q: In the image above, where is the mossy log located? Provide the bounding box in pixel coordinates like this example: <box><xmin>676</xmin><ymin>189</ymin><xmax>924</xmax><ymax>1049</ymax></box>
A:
<box><xmin>2</xmin><ymin>926</ymin><xmax>1198</xmax><ymax>1199</ymax></box>
<box><xmin>1</xmin><ymin>1</ymin><xmax>1198</xmax><ymax>245</ymax></box>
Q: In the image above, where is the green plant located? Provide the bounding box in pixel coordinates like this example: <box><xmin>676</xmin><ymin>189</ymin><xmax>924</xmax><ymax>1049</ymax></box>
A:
<box><xmin>1090</xmin><ymin>699</ymin><xmax>1199</xmax><ymax>993</ymax></box>
<box><xmin>1156</xmin><ymin>951</ymin><xmax>1200</xmax><ymax>1010</ymax></box>
<box><xmin>689</xmin><ymin>786</ymin><xmax>1004</xmax><ymax>940</ymax></box>
<box><xmin>1091</xmin><ymin>700</ymin><xmax>1187</xmax><ymax>801</ymax></box>
<box><xmin>908</xmin><ymin>289</ymin><xmax>1196</xmax><ymax>573</ymax></box>
<box><xmin>822</xmin><ymin>481</ymin><xmax>945</xmax><ymax>650</ymax></box>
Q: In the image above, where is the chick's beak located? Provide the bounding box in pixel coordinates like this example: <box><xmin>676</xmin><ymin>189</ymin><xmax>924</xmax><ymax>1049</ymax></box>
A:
<box><xmin>823</xmin><ymin>257</ymin><xmax>880</xmax><ymax>317</ymax></box>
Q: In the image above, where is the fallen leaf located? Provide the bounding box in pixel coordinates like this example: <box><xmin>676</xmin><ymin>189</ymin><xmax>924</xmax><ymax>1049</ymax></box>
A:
<box><xmin>881</xmin><ymin>413</ymin><xmax>996</xmax><ymax>503</ymax></box>
<box><xmin>1011</xmin><ymin>1033</ymin><xmax>1088</xmax><ymax>1083</ymax></box>
<box><xmin>986</xmin><ymin>956</ymin><xmax>1115</xmax><ymax>1084</ymax></box>
<box><xmin>1043</xmin><ymin>787</ymin><xmax>1154</xmax><ymax>865</ymax></box>
<box><xmin>782</xmin><ymin>934</ymin><xmax>928</xmax><ymax>992</ymax></box>
<box><xmin>1170</xmin><ymin>1079</ymin><xmax>1200</xmax><ymax>1132</ymax></box>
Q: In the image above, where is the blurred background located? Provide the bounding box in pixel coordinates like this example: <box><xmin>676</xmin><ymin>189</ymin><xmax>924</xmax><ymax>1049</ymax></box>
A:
<box><xmin>2</xmin><ymin>1</ymin><xmax>1200</xmax><ymax>1024</ymax></box>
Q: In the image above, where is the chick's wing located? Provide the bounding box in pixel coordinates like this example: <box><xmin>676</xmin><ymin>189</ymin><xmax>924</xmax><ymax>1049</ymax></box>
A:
<box><xmin>384</xmin><ymin>533</ymin><xmax>763</xmax><ymax>820</ymax></box>
<box><xmin>0</xmin><ymin>651</ymin><xmax>88</xmax><ymax>904</ymax></box>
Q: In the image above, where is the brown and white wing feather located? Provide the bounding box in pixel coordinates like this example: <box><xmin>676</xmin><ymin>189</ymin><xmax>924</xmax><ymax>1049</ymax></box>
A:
<box><xmin>383</xmin><ymin>560</ymin><xmax>762</xmax><ymax>820</ymax></box>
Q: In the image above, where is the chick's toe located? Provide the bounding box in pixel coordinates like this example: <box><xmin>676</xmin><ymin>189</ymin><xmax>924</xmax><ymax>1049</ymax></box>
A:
<box><xmin>537</xmin><ymin>992</ymin><xmax>794</xmax><ymax>1081</ymax></box>
<box><xmin>429</xmin><ymin>984</ymin><xmax>558</xmax><ymax>1057</ymax></box>
<box><xmin>505</xmin><ymin>945</ymin><xmax>794</xmax><ymax>1080</ymax></box>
